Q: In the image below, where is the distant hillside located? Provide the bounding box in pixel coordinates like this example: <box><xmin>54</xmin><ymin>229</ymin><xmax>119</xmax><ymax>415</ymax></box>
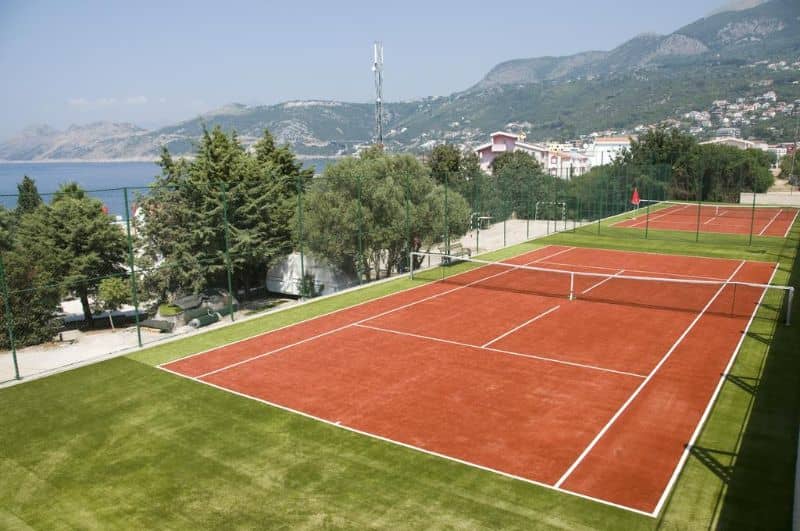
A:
<box><xmin>472</xmin><ymin>0</ymin><xmax>798</xmax><ymax>90</ymax></box>
<box><xmin>1</xmin><ymin>0</ymin><xmax>798</xmax><ymax>162</ymax></box>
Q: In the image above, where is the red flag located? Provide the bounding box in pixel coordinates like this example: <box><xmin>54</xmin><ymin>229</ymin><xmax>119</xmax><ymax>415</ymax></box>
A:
<box><xmin>630</xmin><ymin>187</ymin><xmax>640</xmax><ymax>207</ymax></box>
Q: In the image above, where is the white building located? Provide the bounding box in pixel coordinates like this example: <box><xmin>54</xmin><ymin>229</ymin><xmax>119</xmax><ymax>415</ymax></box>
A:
<box><xmin>474</xmin><ymin>131</ymin><xmax>590</xmax><ymax>178</ymax></box>
<box><xmin>586</xmin><ymin>136</ymin><xmax>632</xmax><ymax>167</ymax></box>
<box><xmin>700</xmin><ymin>137</ymin><xmax>769</xmax><ymax>151</ymax></box>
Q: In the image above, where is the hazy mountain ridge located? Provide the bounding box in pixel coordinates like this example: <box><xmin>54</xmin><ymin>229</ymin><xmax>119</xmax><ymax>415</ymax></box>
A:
<box><xmin>2</xmin><ymin>0</ymin><xmax>798</xmax><ymax>162</ymax></box>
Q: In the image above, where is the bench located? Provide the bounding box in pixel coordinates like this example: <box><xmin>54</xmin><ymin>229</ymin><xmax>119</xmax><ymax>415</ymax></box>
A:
<box><xmin>441</xmin><ymin>242</ymin><xmax>471</xmax><ymax>265</ymax></box>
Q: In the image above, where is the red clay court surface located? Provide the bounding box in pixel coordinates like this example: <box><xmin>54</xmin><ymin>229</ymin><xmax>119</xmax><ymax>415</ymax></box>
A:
<box><xmin>613</xmin><ymin>203</ymin><xmax>799</xmax><ymax>237</ymax></box>
<box><xmin>161</xmin><ymin>245</ymin><xmax>778</xmax><ymax>516</ymax></box>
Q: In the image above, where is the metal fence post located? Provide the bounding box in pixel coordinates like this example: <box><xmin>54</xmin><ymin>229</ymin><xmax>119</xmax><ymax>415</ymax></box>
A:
<box><xmin>748</xmin><ymin>188</ymin><xmax>757</xmax><ymax>246</ymax></box>
<box><xmin>404</xmin><ymin>173</ymin><xmax>411</xmax><ymax>273</ymax></box>
<box><xmin>123</xmin><ymin>188</ymin><xmax>142</xmax><ymax>347</ymax></box>
<box><xmin>0</xmin><ymin>254</ymin><xmax>20</xmax><ymax>380</ymax></box>
<box><xmin>475</xmin><ymin>177</ymin><xmax>480</xmax><ymax>254</ymax></box>
<box><xmin>444</xmin><ymin>172</ymin><xmax>450</xmax><ymax>255</ymax></box>
<box><xmin>296</xmin><ymin>173</ymin><xmax>305</xmax><ymax>290</ymax></box>
<box><xmin>503</xmin><ymin>190</ymin><xmax>507</xmax><ymax>247</ymax></box>
<box><xmin>695</xmin><ymin>176</ymin><xmax>703</xmax><ymax>243</ymax></box>
<box><xmin>527</xmin><ymin>175</ymin><xmax>532</xmax><ymax>239</ymax></box>
<box><xmin>220</xmin><ymin>182</ymin><xmax>235</xmax><ymax>321</ymax></box>
<box><xmin>357</xmin><ymin>173</ymin><xmax>364</xmax><ymax>284</ymax></box>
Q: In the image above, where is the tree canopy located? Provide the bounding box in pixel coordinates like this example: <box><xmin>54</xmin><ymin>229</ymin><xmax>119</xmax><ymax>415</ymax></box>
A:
<box><xmin>138</xmin><ymin>127</ymin><xmax>309</xmax><ymax>300</ymax></box>
<box><xmin>16</xmin><ymin>176</ymin><xmax>42</xmax><ymax>216</ymax></box>
<box><xmin>96</xmin><ymin>277</ymin><xmax>130</xmax><ymax>330</ymax></box>
<box><xmin>302</xmin><ymin>150</ymin><xmax>470</xmax><ymax>280</ymax></box>
<box><xmin>15</xmin><ymin>183</ymin><xmax>128</xmax><ymax>327</ymax></box>
<box><xmin>779</xmin><ymin>151</ymin><xmax>798</xmax><ymax>185</ymax></box>
<box><xmin>616</xmin><ymin>128</ymin><xmax>774</xmax><ymax>201</ymax></box>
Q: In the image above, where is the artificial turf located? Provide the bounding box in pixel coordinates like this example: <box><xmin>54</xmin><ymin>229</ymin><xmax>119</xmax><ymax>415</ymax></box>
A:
<box><xmin>0</xmin><ymin>222</ymin><xmax>797</xmax><ymax>530</ymax></box>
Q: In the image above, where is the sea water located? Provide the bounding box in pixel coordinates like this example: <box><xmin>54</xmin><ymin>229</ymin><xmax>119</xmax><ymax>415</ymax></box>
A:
<box><xmin>0</xmin><ymin>158</ymin><xmax>332</xmax><ymax>217</ymax></box>
<box><xmin>0</xmin><ymin>162</ymin><xmax>161</xmax><ymax>216</ymax></box>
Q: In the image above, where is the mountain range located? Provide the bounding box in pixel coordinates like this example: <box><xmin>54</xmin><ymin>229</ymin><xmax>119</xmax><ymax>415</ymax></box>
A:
<box><xmin>1</xmin><ymin>0</ymin><xmax>798</xmax><ymax>162</ymax></box>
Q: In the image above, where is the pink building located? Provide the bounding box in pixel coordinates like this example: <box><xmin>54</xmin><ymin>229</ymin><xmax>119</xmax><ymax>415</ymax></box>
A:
<box><xmin>475</xmin><ymin>131</ymin><xmax>589</xmax><ymax>178</ymax></box>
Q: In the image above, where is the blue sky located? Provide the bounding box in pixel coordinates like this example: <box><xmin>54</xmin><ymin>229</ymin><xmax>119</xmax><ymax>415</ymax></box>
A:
<box><xmin>0</xmin><ymin>0</ymin><xmax>733</xmax><ymax>139</ymax></box>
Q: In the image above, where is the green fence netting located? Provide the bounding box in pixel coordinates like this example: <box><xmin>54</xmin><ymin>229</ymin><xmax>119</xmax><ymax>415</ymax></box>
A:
<box><xmin>1</xmin><ymin>160</ymin><xmax>795</xmax><ymax>381</ymax></box>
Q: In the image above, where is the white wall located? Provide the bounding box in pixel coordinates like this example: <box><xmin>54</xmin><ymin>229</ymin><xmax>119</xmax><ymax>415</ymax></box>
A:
<box><xmin>267</xmin><ymin>252</ymin><xmax>358</xmax><ymax>297</ymax></box>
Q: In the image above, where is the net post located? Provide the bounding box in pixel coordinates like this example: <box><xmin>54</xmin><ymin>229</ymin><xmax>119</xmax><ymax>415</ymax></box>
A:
<box><xmin>562</xmin><ymin>201</ymin><xmax>567</xmax><ymax>232</ymax></box>
<box><xmin>409</xmin><ymin>252</ymin><xmax>414</xmax><ymax>280</ymax></box>
<box><xmin>123</xmin><ymin>188</ymin><xmax>143</xmax><ymax>346</ymax></box>
<box><xmin>0</xmin><ymin>253</ymin><xmax>20</xmax><ymax>380</ymax></box>
<box><xmin>645</xmin><ymin>203</ymin><xmax>651</xmax><ymax>239</ymax></box>
<box><xmin>569</xmin><ymin>272</ymin><xmax>575</xmax><ymax>301</ymax></box>
<box><xmin>787</xmin><ymin>287</ymin><xmax>794</xmax><ymax>326</ymax></box>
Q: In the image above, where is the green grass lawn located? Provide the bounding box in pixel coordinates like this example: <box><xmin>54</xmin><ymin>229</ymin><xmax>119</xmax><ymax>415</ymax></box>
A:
<box><xmin>1</xmin><ymin>222</ymin><xmax>798</xmax><ymax>529</ymax></box>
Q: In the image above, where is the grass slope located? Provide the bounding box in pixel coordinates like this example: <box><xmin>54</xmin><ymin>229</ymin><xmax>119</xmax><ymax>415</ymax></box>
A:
<box><xmin>0</xmin><ymin>223</ymin><xmax>798</xmax><ymax>529</ymax></box>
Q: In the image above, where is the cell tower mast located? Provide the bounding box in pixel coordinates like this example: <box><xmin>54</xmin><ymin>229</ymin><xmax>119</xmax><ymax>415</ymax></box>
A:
<box><xmin>372</xmin><ymin>41</ymin><xmax>384</xmax><ymax>146</ymax></box>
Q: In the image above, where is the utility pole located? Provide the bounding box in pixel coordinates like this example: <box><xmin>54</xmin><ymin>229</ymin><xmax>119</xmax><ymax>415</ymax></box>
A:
<box><xmin>372</xmin><ymin>41</ymin><xmax>384</xmax><ymax>146</ymax></box>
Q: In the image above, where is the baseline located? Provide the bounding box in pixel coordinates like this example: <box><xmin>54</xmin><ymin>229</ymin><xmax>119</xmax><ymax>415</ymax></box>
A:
<box><xmin>554</xmin><ymin>260</ymin><xmax>746</xmax><ymax>488</ymax></box>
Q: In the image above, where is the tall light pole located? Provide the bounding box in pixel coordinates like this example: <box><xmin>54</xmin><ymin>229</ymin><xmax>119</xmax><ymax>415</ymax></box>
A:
<box><xmin>372</xmin><ymin>41</ymin><xmax>384</xmax><ymax>146</ymax></box>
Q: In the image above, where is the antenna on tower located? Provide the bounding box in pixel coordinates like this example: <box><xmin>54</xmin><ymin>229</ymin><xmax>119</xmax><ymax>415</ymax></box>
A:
<box><xmin>372</xmin><ymin>41</ymin><xmax>384</xmax><ymax>146</ymax></box>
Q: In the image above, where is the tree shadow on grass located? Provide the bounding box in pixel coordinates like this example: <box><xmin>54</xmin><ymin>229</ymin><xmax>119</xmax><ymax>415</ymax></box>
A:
<box><xmin>724</xmin><ymin>374</ymin><xmax>759</xmax><ymax>395</ymax></box>
<box><xmin>715</xmin><ymin>232</ymin><xmax>800</xmax><ymax>530</ymax></box>
<box><xmin>687</xmin><ymin>445</ymin><xmax>736</xmax><ymax>483</ymax></box>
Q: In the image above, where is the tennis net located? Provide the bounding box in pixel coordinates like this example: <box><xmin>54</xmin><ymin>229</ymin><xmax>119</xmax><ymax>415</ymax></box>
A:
<box><xmin>410</xmin><ymin>251</ymin><xmax>794</xmax><ymax>325</ymax></box>
<box><xmin>637</xmin><ymin>200</ymin><xmax>800</xmax><ymax>221</ymax></box>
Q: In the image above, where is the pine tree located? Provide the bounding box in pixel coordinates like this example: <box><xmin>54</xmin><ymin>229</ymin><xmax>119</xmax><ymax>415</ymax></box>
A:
<box><xmin>138</xmin><ymin>126</ymin><xmax>304</xmax><ymax>300</ymax></box>
<box><xmin>16</xmin><ymin>176</ymin><xmax>43</xmax><ymax>216</ymax></box>
<box><xmin>17</xmin><ymin>183</ymin><xmax>128</xmax><ymax>327</ymax></box>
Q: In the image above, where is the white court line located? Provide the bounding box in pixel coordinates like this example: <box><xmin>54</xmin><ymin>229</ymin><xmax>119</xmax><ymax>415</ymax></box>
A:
<box><xmin>193</xmin><ymin>249</ymin><xmax>574</xmax><ymax>379</ymax></box>
<box><xmin>553</xmin><ymin>259</ymin><xmax>746</xmax><ymax>489</ymax></box>
<box><xmin>156</xmin><ymin>364</ymin><xmax>654</xmax><ymax>518</ymax></box>
<box><xmin>758</xmin><ymin>208</ymin><xmax>784</xmax><ymax>236</ymax></box>
<box><xmin>530</xmin><ymin>246</ymin><xmax>575</xmax><ymax>263</ymax></box>
<box><xmin>542</xmin><ymin>244</ymin><xmax>757</xmax><ymax>266</ymax></box>
<box><xmin>537</xmin><ymin>260</ymin><xmax>726</xmax><ymax>281</ymax></box>
<box><xmin>627</xmin><ymin>204</ymin><xmax>691</xmax><ymax>228</ymax></box>
<box><xmin>354</xmin><ymin>323</ymin><xmax>646</xmax><ymax>379</ymax></box>
<box><xmin>481</xmin><ymin>305</ymin><xmax>561</xmax><ymax>348</ymax></box>
<box><xmin>580</xmin><ymin>269</ymin><xmax>625</xmax><ymax>295</ymax></box>
<box><xmin>651</xmin><ymin>261</ymin><xmax>779</xmax><ymax>516</ymax></box>
<box><xmin>784</xmin><ymin>209</ymin><xmax>800</xmax><ymax>238</ymax></box>
<box><xmin>161</xmin><ymin>245</ymin><xmax>559</xmax><ymax>368</ymax></box>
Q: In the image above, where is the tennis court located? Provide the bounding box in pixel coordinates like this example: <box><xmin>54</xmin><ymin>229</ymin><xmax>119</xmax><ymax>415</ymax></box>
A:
<box><xmin>613</xmin><ymin>201</ymin><xmax>799</xmax><ymax>237</ymax></box>
<box><xmin>161</xmin><ymin>245</ymin><xmax>783</xmax><ymax>516</ymax></box>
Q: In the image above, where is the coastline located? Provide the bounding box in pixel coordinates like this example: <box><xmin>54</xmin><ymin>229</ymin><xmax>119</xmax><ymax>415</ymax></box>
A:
<box><xmin>0</xmin><ymin>158</ymin><xmax>162</xmax><ymax>164</ymax></box>
<box><xmin>0</xmin><ymin>154</ymin><xmax>342</xmax><ymax>164</ymax></box>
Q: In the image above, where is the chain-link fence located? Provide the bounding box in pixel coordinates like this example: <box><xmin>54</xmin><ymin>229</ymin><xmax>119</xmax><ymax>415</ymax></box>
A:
<box><xmin>569</xmin><ymin>163</ymin><xmax>797</xmax><ymax>246</ymax></box>
<box><xmin>3</xmin><ymin>159</ymin><xmax>795</xmax><ymax>382</ymax></box>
